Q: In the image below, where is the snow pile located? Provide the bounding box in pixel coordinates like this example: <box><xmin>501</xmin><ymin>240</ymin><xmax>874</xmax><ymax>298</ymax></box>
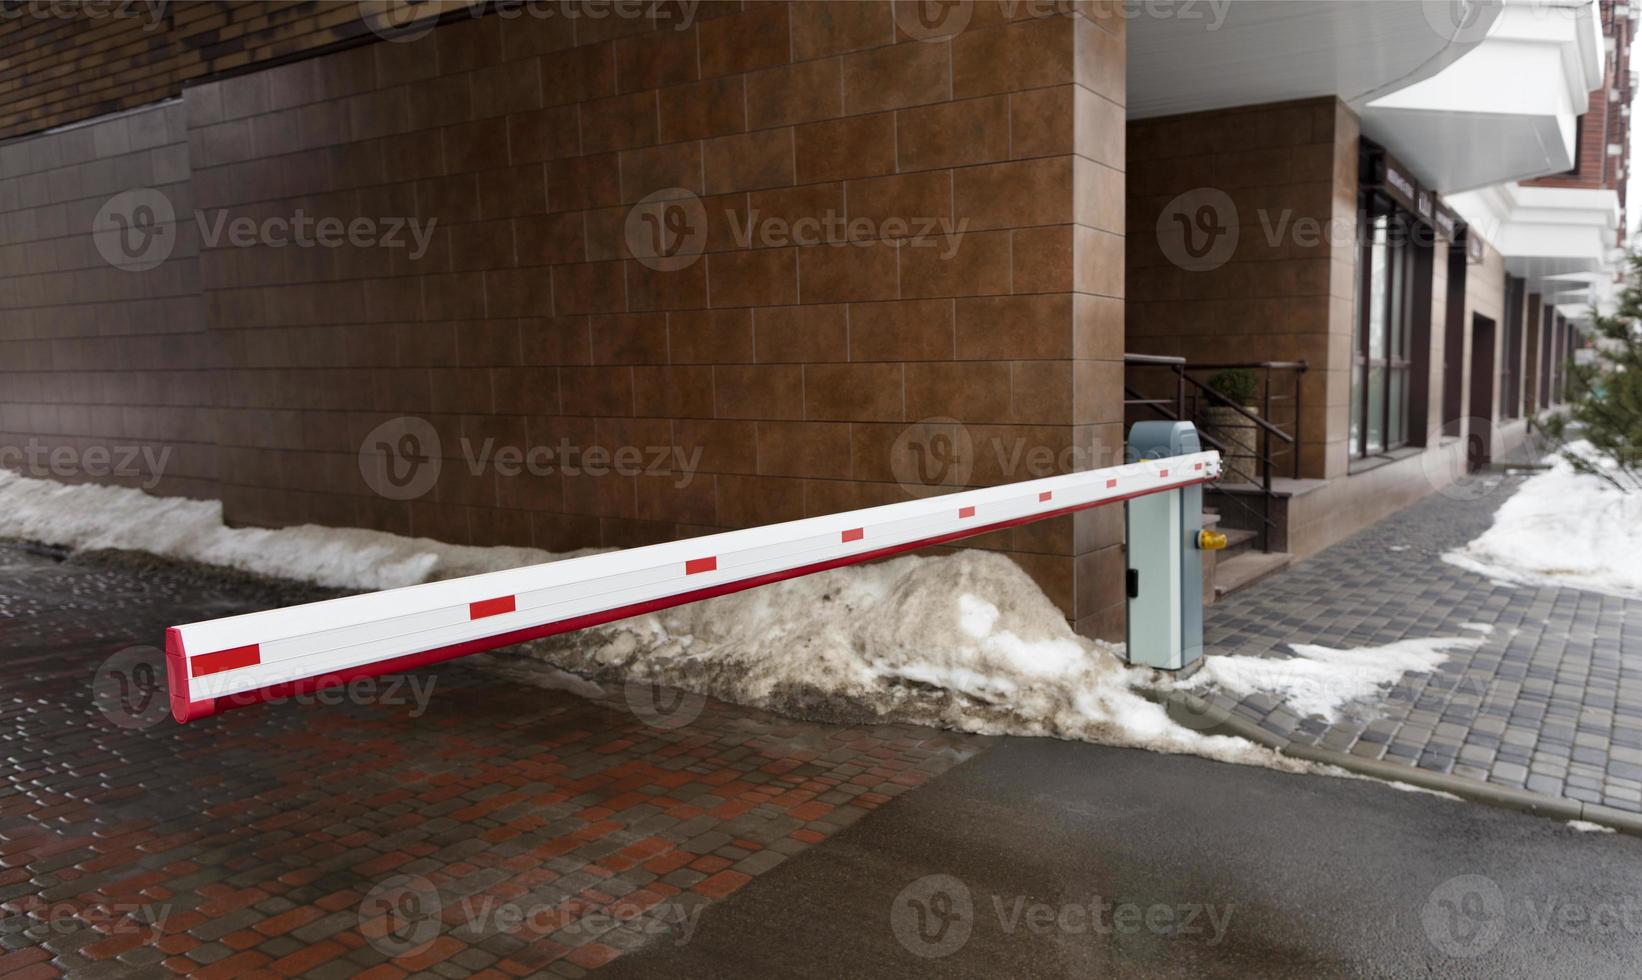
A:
<box><xmin>501</xmin><ymin>549</ymin><xmax>1304</xmax><ymax>768</ymax></box>
<box><xmin>1186</xmin><ymin>636</ymin><xmax>1478</xmax><ymax>724</ymax></box>
<box><xmin>0</xmin><ymin>470</ymin><xmax>581</xmax><ymax>590</ymax></box>
<box><xmin>1444</xmin><ymin>441</ymin><xmax>1642</xmax><ymax>601</ymax></box>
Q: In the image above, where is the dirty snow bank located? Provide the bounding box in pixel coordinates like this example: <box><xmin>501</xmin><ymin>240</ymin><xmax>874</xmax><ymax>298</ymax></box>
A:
<box><xmin>1444</xmin><ymin>441</ymin><xmax>1642</xmax><ymax>601</ymax></box>
<box><xmin>502</xmin><ymin>549</ymin><xmax>1319</xmax><ymax>770</ymax></box>
<box><xmin>0</xmin><ymin>470</ymin><xmax>580</xmax><ymax>590</ymax></box>
<box><xmin>1185</xmin><ymin>635</ymin><xmax>1483</xmax><ymax>724</ymax></box>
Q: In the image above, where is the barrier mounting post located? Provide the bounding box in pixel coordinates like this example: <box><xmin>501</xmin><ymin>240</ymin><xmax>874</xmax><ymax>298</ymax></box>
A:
<box><xmin>1125</xmin><ymin>421</ymin><xmax>1216</xmax><ymax>671</ymax></box>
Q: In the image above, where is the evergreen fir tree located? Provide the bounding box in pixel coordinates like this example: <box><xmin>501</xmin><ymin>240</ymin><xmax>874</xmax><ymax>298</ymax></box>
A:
<box><xmin>1542</xmin><ymin>251</ymin><xmax>1642</xmax><ymax>492</ymax></box>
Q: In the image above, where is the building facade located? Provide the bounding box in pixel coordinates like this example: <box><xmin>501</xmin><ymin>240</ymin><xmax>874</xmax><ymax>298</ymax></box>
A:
<box><xmin>0</xmin><ymin>0</ymin><xmax>1632</xmax><ymax>634</ymax></box>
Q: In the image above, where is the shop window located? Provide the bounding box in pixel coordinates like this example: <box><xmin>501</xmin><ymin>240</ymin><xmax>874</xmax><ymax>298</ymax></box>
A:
<box><xmin>1351</xmin><ymin>210</ymin><xmax>1419</xmax><ymax>457</ymax></box>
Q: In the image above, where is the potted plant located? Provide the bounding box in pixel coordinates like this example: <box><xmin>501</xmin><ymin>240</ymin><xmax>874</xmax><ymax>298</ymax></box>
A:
<box><xmin>1203</xmin><ymin>369</ymin><xmax>1259</xmax><ymax>484</ymax></box>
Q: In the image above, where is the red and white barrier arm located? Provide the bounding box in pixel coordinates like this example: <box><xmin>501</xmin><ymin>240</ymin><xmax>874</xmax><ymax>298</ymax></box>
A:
<box><xmin>166</xmin><ymin>451</ymin><xmax>1220</xmax><ymax>723</ymax></box>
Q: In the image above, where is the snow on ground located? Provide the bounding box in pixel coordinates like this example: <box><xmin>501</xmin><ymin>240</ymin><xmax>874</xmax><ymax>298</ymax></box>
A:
<box><xmin>1181</xmin><ymin>636</ymin><xmax>1481</xmax><ymax>724</ymax></box>
<box><xmin>1566</xmin><ymin>820</ymin><xmax>1618</xmax><ymax>834</ymax></box>
<box><xmin>0</xmin><ymin>470</ymin><xmax>586</xmax><ymax>591</ymax></box>
<box><xmin>496</xmin><ymin>549</ymin><xmax>1301</xmax><ymax>769</ymax></box>
<box><xmin>1444</xmin><ymin>441</ymin><xmax>1642</xmax><ymax>601</ymax></box>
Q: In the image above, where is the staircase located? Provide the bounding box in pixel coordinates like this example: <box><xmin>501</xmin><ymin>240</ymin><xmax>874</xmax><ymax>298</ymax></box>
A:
<box><xmin>1204</xmin><ymin>516</ymin><xmax>1291</xmax><ymax>601</ymax></box>
<box><xmin>1125</xmin><ymin>353</ymin><xmax>1308</xmax><ymax>601</ymax></box>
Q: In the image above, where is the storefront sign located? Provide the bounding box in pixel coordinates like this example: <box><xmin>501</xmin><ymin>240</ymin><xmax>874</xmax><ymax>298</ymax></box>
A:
<box><xmin>1433</xmin><ymin>203</ymin><xmax>1460</xmax><ymax>241</ymax></box>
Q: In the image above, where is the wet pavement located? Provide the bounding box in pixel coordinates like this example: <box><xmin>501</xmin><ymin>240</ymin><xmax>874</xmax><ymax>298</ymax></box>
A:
<box><xmin>0</xmin><ymin>544</ymin><xmax>983</xmax><ymax>977</ymax></box>
<box><xmin>599</xmin><ymin>736</ymin><xmax>1642</xmax><ymax>979</ymax></box>
<box><xmin>1201</xmin><ymin>464</ymin><xmax>1642</xmax><ymax>813</ymax></box>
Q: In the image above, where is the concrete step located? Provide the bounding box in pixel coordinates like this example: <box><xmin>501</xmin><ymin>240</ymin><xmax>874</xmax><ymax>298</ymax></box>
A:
<box><xmin>1212</xmin><ymin>550</ymin><xmax>1293</xmax><ymax>599</ymax></box>
<box><xmin>1218</xmin><ymin>527</ymin><xmax>1258</xmax><ymax>560</ymax></box>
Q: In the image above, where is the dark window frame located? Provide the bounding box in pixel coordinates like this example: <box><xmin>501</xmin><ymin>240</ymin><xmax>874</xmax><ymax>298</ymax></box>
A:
<box><xmin>1351</xmin><ymin>201</ymin><xmax>1420</xmax><ymax>458</ymax></box>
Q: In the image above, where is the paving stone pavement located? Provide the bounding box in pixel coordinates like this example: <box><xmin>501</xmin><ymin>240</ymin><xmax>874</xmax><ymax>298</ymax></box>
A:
<box><xmin>0</xmin><ymin>544</ymin><xmax>988</xmax><ymax>978</ymax></box>
<box><xmin>1202</xmin><ymin>466</ymin><xmax>1642</xmax><ymax>813</ymax></box>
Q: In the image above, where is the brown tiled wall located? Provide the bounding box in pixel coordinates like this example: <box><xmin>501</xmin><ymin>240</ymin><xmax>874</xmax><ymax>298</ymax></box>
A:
<box><xmin>0</xmin><ymin>1</ymin><xmax>402</xmax><ymax>142</ymax></box>
<box><xmin>1</xmin><ymin>2</ymin><xmax>1132</xmax><ymax>637</ymax></box>
<box><xmin>1126</xmin><ymin>96</ymin><xmax>1354</xmax><ymax>480</ymax></box>
<box><xmin>0</xmin><ymin>101</ymin><xmax>217</xmax><ymax>498</ymax></box>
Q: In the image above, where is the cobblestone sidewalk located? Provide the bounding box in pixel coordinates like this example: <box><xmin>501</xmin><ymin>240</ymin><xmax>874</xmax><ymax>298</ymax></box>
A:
<box><xmin>1201</xmin><ymin>469</ymin><xmax>1642</xmax><ymax>814</ymax></box>
<box><xmin>0</xmin><ymin>544</ymin><xmax>986</xmax><ymax>978</ymax></box>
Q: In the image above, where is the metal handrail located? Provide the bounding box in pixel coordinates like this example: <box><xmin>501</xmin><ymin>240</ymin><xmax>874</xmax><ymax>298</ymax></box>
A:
<box><xmin>1122</xmin><ymin>356</ymin><xmax>1310</xmax><ymax>552</ymax></box>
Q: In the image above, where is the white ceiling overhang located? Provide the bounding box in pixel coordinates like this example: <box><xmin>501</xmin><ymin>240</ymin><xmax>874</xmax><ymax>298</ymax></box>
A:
<box><xmin>1358</xmin><ymin>1</ymin><xmax>1605</xmax><ymax>192</ymax></box>
<box><xmin>1126</xmin><ymin>1</ymin><xmax>1506</xmax><ymax>120</ymax></box>
<box><xmin>1447</xmin><ymin>182</ymin><xmax>1622</xmax><ymax>320</ymax></box>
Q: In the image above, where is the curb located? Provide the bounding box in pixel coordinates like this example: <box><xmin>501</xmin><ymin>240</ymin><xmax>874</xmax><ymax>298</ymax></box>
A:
<box><xmin>1149</xmin><ymin>688</ymin><xmax>1642</xmax><ymax>837</ymax></box>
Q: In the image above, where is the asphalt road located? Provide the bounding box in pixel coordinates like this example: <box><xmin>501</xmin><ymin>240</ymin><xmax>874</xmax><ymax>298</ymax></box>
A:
<box><xmin>601</xmin><ymin>737</ymin><xmax>1642</xmax><ymax>978</ymax></box>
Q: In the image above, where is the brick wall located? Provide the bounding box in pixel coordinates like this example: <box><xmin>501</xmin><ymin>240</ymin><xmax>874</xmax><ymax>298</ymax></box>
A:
<box><xmin>0</xmin><ymin>2</ymin><xmax>1133</xmax><ymax>638</ymax></box>
<box><xmin>1126</xmin><ymin>96</ymin><xmax>1352</xmax><ymax>479</ymax></box>
<box><xmin>0</xmin><ymin>100</ymin><xmax>217</xmax><ymax>498</ymax></box>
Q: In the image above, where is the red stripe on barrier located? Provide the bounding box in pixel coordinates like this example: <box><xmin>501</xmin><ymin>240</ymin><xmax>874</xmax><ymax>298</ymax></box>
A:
<box><xmin>469</xmin><ymin>595</ymin><xmax>516</xmax><ymax>619</ymax></box>
<box><xmin>841</xmin><ymin>528</ymin><xmax>863</xmax><ymax>543</ymax></box>
<box><xmin>1039</xmin><ymin>491</ymin><xmax>1052</xmax><ymax>502</ymax></box>
<box><xmin>191</xmin><ymin>643</ymin><xmax>260</xmax><ymax>678</ymax></box>
<box><xmin>959</xmin><ymin>506</ymin><xmax>976</xmax><ymax>518</ymax></box>
<box><xmin>686</xmin><ymin>557</ymin><xmax>717</xmax><ymax>575</ymax></box>
<box><xmin>173</xmin><ymin>477</ymin><xmax>1215</xmax><ymax>724</ymax></box>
